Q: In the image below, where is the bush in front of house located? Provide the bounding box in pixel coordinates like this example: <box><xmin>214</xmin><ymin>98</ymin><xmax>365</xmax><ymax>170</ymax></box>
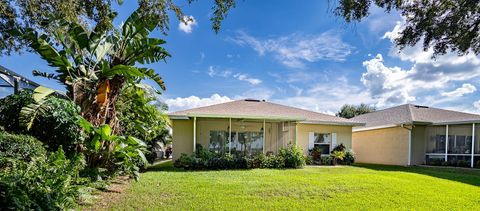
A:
<box><xmin>278</xmin><ymin>144</ymin><xmax>306</xmax><ymax>168</ymax></box>
<box><xmin>174</xmin><ymin>144</ymin><xmax>306</xmax><ymax>170</ymax></box>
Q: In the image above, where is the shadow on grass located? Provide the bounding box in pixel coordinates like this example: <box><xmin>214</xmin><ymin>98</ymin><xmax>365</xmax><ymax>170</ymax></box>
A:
<box><xmin>354</xmin><ymin>163</ymin><xmax>480</xmax><ymax>187</ymax></box>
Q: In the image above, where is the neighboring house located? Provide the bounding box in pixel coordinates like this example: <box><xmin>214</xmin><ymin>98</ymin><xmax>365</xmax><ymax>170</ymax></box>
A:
<box><xmin>168</xmin><ymin>99</ymin><xmax>363</xmax><ymax>160</ymax></box>
<box><xmin>351</xmin><ymin>104</ymin><xmax>480</xmax><ymax>168</ymax></box>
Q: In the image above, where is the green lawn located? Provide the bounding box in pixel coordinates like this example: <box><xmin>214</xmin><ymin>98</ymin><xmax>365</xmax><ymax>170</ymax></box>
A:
<box><xmin>99</xmin><ymin>162</ymin><xmax>480</xmax><ymax>210</ymax></box>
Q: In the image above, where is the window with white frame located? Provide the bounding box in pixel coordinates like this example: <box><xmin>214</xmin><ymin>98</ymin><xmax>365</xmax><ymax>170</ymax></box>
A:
<box><xmin>314</xmin><ymin>133</ymin><xmax>331</xmax><ymax>155</ymax></box>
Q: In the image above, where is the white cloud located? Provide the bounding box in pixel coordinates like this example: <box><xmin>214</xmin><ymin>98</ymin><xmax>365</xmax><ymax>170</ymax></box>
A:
<box><xmin>207</xmin><ymin>66</ymin><xmax>261</xmax><ymax>85</ymax></box>
<box><xmin>359</xmin><ymin>20</ymin><xmax>480</xmax><ymax>108</ymax></box>
<box><xmin>178</xmin><ymin>15</ymin><xmax>197</xmax><ymax>34</ymax></box>
<box><xmin>441</xmin><ymin>84</ymin><xmax>476</xmax><ymax>97</ymax></box>
<box><xmin>474</xmin><ymin>100</ymin><xmax>480</xmax><ymax>110</ymax></box>
<box><xmin>166</xmin><ymin>94</ymin><xmax>232</xmax><ymax>112</ymax></box>
<box><xmin>233</xmin><ymin>73</ymin><xmax>262</xmax><ymax>85</ymax></box>
<box><xmin>230</xmin><ymin>31</ymin><xmax>353</xmax><ymax>68</ymax></box>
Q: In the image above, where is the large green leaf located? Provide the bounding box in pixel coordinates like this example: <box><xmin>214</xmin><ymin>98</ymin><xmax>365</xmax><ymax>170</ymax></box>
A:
<box><xmin>103</xmin><ymin>65</ymin><xmax>144</xmax><ymax>78</ymax></box>
<box><xmin>32</xmin><ymin>86</ymin><xmax>55</xmax><ymax>102</ymax></box>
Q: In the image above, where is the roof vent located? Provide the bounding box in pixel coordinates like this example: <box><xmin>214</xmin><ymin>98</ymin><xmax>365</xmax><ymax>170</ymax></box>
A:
<box><xmin>414</xmin><ymin>105</ymin><xmax>429</xmax><ymax>109</ymax></box>
<box><xmin>245</xmin><ymin>98</ymin><xmax>261</xmax><ymax>102</ymax></box>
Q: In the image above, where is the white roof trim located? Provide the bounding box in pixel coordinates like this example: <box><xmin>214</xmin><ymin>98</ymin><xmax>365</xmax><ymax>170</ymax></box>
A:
<box><xmin>353</xmin><ymin>124</ymin><xmax>400</xmax><ymax>132</ymax></box>
<box><xmin>299</xmin><ymin>121</ymin><xmax>364</xmax><ymax>126</ymax></box>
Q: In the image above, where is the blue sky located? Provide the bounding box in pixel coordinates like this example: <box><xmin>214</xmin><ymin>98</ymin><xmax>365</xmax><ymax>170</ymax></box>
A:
<box><xmin>2</xmin><ymin>1</ymin><xmax>480</xmax><ymax>114</ymax></box>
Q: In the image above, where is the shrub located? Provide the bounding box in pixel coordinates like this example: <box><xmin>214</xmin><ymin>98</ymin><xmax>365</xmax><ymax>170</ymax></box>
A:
<box><xmin>174</xmin><ymin>153</ymin><xmax>194</xmax><ymax>169</ymax></box>
<box><xmin>0</xmin><ymin>91</ymin><xmax>83</xmax><ymax>155</ymax></box>
<box><xmin>261</xmin><ymin>154</ymin><xmax>285</xmax><ymax>169</ymax></box>
<box><xmin>0</xmin><ymin>148</ymin><xmax>86</xmax><ymax>210</ymax></box>
<box><xmin>321</xmin><ymin>156</ymin><xmax>332</xmax><ymax>165</ymax></box>
<box><xmin>278</xmin><ymin>144</ymin><xmax>305</xmax><ymax>168</ymax></box>
<box><xmin>0</xmin><ymin>90</ymin><xmax>33</xmax><ymax>133</ymax></box>
<box><xmin>0</xmin><ymin>132</ymin><xmax>46</xmax><ymax>162</ymax></box>
<box><xmin>343</xmin><ymin>150</ymin><xmax>355</xmax><ymax>165</ymax></box>
<box><xmin>309</xmin><ymin>146</ymin><xmax>322</xmax><ymax>162</ymax></box>
<box><xmin>29</xmin><ymin>97</ymin><xmax>83</xmax><ymax>154</ymax></box>
<box><xmin>305</xmin><ymin>155</ymin><xmax>313</xmax><ymax>165</ymax></box>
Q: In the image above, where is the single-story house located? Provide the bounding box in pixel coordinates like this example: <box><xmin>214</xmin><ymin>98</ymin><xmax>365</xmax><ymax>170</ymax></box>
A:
<box><xmin>351</xmin><ymin>104</ymin><xmax>480</xmax><ymax>168</ymax></box>
<box><xmin>168</xmin><ymin>99</ymin><xmax>363</xmax><ymax>160</ymax></box>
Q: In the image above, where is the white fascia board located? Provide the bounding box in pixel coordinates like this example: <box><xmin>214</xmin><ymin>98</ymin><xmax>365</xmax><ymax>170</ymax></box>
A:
<box><xmin>352</xmin><ymin>124</ymin><xmax>401</xmax><ymax>132</ymax></box>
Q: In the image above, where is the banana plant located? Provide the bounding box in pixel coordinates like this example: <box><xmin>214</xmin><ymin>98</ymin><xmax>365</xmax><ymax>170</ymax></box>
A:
<box><xmin>17</xmin><ymin>8</ymin><xmax>170</xmax><ymax>132</ymax></box>
<box><xmin>78</xmin><ymin>116</ymin><xmax>147</xmax><ymax>180</ymax></box>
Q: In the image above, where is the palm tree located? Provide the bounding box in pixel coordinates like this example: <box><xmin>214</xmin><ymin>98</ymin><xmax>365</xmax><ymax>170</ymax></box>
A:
<box><xmin>19</xmin><ymin>9</ymin><xmax>169</xmax><ymax>132</ymax></box>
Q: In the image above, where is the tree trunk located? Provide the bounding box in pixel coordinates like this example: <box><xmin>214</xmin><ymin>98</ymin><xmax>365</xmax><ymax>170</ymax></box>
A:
<box><xmin>80</xmin><ymin>76</ymin><xmax>125</xmax><ymax>133</ymax></box>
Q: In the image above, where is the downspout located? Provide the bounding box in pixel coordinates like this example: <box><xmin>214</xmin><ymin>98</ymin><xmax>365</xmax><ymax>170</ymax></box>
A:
<box><xmin>401</xmin><ymin>124</ymin><xmax>413</xmax><ymax>166</ymax></box>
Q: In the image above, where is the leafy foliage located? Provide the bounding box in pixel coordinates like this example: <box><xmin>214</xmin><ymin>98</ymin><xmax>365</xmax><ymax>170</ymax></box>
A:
<box><xmin>1</xmin><ymin>89</ymin><xmax>83</xmax><ymax>155</ymax></box>
<box><xmin>174</xmin><ymin>145</ymin><xmax>305</xmax><ymax>170</ymax></box>
<box><xmin>0</xmin><ymin>132</ymin><xmax>46</xmax><ymax>163</ymax></box>
<box><xmin>336</xmin><ymin>103</ymin><xmax>376</xmax><ymax>119</ymax></box>
<box><xmin>78</xmin><ymin>117</ymin><xmax>148</xmax><ymax>180</ymax></box>
<box><xmin>0</xmin><ymin>90</ymin><xmax>34</xmax><ymax>133</ymax></box>
<box><xmin>116</xmin><ymin>84</ymin><xmax>170</xmax><ymax>162</ymax></box>
<box><xmin>335</xmin><ymin>0</ymin><xmax>480</xmax><ymax>56</ymax></box>
<box><xmin>278</xmin><ymin>144</ymin><xmax>306</xmax><ymax>168</ymax></box>
<box><xmin>0</xmin><ymin>148</ymin><xmax>86</xmax><ymax>210</ymax></box>
<box><xmin>27</xmin><ymin>96</ymin><xmax>83</xmax><ymax>154</ymax></box>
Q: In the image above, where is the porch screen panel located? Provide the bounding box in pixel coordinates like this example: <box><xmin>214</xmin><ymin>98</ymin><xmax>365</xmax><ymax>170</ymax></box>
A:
<box><xmin>447</xmin><ymin>124</ymin><xmax>472</xmax><ymax>154</ymax></box>
<box><xmin>426</xmin><ymin>126</ymin><xmax>446</xmax><ymax>153</ymax></box>
<box><xmin>209</xmin><ymin>131</ymin><xmax>228</xmax><ymax>154</ymax></box>
<box><xmin>476</xmin><ymin>125</ymin><xmax>480</xmax><ymax>154</ymax></box>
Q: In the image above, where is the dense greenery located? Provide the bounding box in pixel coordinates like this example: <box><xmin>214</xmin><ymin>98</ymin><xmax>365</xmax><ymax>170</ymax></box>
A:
<box><xmin>307</xmin><ymin>144</ymin><xmax>355</xmax><ymax>165</ymax></box>
<box><xmin>0</xmin><ymin>90</ymin><xmax>34</xmax><ymax>133</ymax></box>
<box><xmin>0</xmin><ymin>90</ymin><xmax>83</xmax><ymax>154</ymax></box>
<box><xmin>335</xmin><ymin>0</ymin><xmax>480</xmax><ymax>56</ymax></box>
<box><xmin>116</xmin><ymin>84</ymin><xmax>170</xmax><ymax>162</ymax></box>
<box><xmin>0</xmin><ymin>132</ymin><xmax>86</xmax><ymax>210</ymax></box>
<box><xmin>86</xmin><ymin>161</ymin><xmax>480</xmax><ymax>210</ymax></box>
<box><xmin>0</xmin><ymin>131</ymin><xmax>46</xmax><ymax>162</ymax></box>
<box><xmin>0</xmin><ymin>0</ymin><xmax>235</xmax><ymax>55</ymax></box>
<box><xmin>174</xmin><ymin>144</ymin><xmax>306</xmax><ymax>170</ymax></box>
<box><xmin>336</xmin><ymin>103</ymin><xmax>376</xmax><ymax>119</ymax></box>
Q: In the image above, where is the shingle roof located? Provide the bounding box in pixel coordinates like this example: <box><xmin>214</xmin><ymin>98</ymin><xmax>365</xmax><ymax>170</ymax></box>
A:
<box><xmin>352</xmin><ymin>104</ymin><xmax>480</xmax><ymax>130</ymax></box>
<box><xmin>169</xmin><ymin>99</ymin><xmax>363</xmax><ymax>126</ymax></box>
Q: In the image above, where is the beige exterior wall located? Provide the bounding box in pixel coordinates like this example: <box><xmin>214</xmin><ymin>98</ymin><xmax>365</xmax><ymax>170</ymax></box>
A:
<box><xmin>411</xmin><ymin>125</ymin><xmax>426</xmax><ymax>165</ymax></box>
<box><xmin>296</xmin><ymin>124</ymin><xmax>353</xmax><ymax>155</ymax></box>
<box><xmin>352</xmin><ymin>126</ymin><xmax>410</xmax><ymax>166</ymax></box>
<box><xmin>172</xmin><ymin>118</ymin><xmax>355</xmax><ymax>160</ymax></box>
<box><xmin>171</xmin><ymin>119</ymin><xmax>193</xmax><ymax>160</ymax></box>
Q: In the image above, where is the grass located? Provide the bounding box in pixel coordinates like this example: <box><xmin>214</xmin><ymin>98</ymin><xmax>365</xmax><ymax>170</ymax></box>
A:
<box><xmin>93</xmin><ymin>162</ymin><xmax>480</xmax><ymax>210</ymax></box>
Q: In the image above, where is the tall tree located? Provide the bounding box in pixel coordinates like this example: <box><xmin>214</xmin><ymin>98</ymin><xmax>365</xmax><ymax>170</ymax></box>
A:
<box><xmin>17</xmin><ymin>9</ymin><xmax>170</xmax><ymax>132</ymax></box>
<box><xmin>0</xmin><ymin>0</ymin><xmax>235</xmax><ymax>55</ymax></box>
<box><xmin>334</xmin><ymin>0</ymin><xmax>480</xmax><ymax>56</ymax></box>
<box><xmin>336</xmin><ymin>103</ymin><xmax>376</xmax><ymax>119</ymax></box>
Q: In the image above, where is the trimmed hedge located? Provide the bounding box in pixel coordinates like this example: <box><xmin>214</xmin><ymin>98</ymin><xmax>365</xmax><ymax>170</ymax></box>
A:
<box><xmin>0</xmin><ymin>132</ymin><xmax>46</xmax><ymax>162</ymax></box>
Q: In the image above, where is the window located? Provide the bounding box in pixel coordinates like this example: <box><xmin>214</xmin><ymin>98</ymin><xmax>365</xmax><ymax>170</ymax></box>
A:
<box><xmin>209</xmin><ymin>130</ymin><xmax>263</xmax><ymax>156</ymax></box>
<box><xmin>232</xmin><ymin>131</ymin><xmax>263</xmax><ymax>156</ymax></box>
<box><xmin>314</xmin><ymin>133</ymin><xmax>331</xmax><ymax>155</ymax></box>
<box><xmin>209</xmin><ymin>131</ymin><xmax>228</xmax><ymax>154</ymax></box>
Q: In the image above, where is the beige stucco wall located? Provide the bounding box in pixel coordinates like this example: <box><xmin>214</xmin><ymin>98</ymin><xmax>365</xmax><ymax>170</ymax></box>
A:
<box><xmin>411</xmin><ymin>125</ymin><xmax>426</xmax><ymax>165</ymax></box>
<box><xmin>171</xmin><ymin>119</ymin><xmax>193</xmax><ymax>160</ymax></box>
<box><xmin>352</xmin><ymin>126</ymin><xmax>409</xmax><ymax>166</ymax></box>
<box><xmin>296</xmin><ymin>124</ymin><xmax>353</xmax><ymax>155</ymax></box>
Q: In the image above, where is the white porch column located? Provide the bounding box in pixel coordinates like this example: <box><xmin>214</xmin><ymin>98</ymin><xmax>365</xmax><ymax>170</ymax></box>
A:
<box><xmin>193</xmin><ymin>117</ymin><xmax>197</xmax><ymax>153</ymax></box>
<box><xmin>229</xmin><ymin>118</ymin><xmax>232</xmax><ymax>154</ymax></box>
<box><xmin>408</xmin><ymin>130</ymin><xmax>412</xmax><ymax>166</ymax></box>
<box><xmin>472</xmin><ymin>123</ymin><xmax>475</xmax><ymax>168</ymax></box>
<box><xmin>263</xmin><ymin>119</ymin><xmax>266</xmax><ymax>154</ymax></box>
<box><xmin>445</xmin><ymin>124</ymin><xmax>449</xmax><ymax>161</ymax></box>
